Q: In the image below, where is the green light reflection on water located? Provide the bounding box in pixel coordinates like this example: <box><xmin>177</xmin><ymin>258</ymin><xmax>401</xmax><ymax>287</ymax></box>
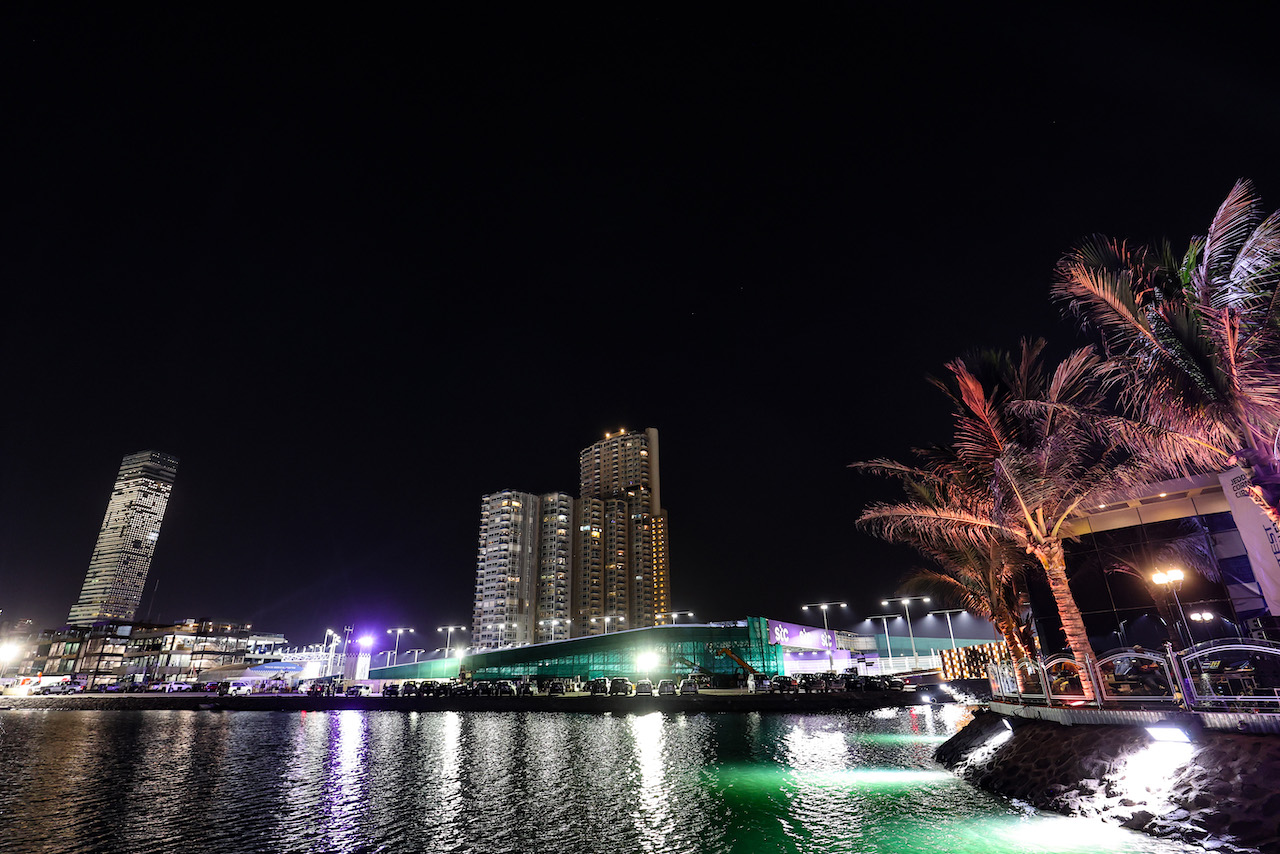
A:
<box><xmin>702</xmin><ymin>718</ymin><xmax>1189</xmax><ymax>854</ymax></box>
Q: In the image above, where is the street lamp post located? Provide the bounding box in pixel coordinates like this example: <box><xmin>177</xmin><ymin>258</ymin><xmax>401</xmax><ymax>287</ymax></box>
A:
<box><xmin>591</xmin><ymin>615</ymin><xmax>624</xmax><ymax>634</ymax></box>
<box><xmin>655</xmin><ymin>611</ymin><xmax>694</xmax><ymax>625</ymax></box>
<box><xmin>801</xmin><ymin>601</ymin><xmax>847</xmax><ymax>672</ymax></box>
<box><xmin>437</xmin><ymin>625</ymin><xmax>466</xmax><ymax>658</ymax></box>
<box><xmin>406</xmin><ymin>648</ymin><xmax>426</xmax><ymax>663</ymax></box>
<box><xmin>1152</xmin><ymin>569</ymin><xmax>1190</xmax><ymax>648</ymax></box>
<box><xmin>539</xmin><ymin>619</ymin><xmax>571</xmax><ymax>642</ymax></box>
<box><xmin>379</xmin><ymin>650</ymin><xmax>395</xmax><ymax>668</ymax></box>
<box><xmin>867</xmin><ymin>614</ymin><xmax>898</xmax><ymax>672</ymax></box>
<box><xmin>324</xmin><ymin>629</ymin><xmax>341</xmax><ymax>678</ymax></box>
<box><xmin>386</xmin><ymin>627</ymin><xmax>414</xmax><ymax>667</ymax></box>
<box><xmin>883</xmin><ymin>596</ymin><xmax>930</xmax><ymax>670</ymax></box>
<box><xmin>928</xmin><ymin>609</ymin><xmax>964</xmax><ymax>650</ymax></box>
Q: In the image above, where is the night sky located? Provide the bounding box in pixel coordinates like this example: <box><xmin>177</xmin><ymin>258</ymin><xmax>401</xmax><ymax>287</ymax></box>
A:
<box><xmin>4</xmin><ymin>9</ymin><xmax>1279</xmax><ymax>649</ymax></box>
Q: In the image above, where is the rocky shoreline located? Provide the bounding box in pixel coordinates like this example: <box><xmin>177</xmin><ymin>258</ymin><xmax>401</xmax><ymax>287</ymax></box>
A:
<box><xmin>937</xmin><ymin>709</ymin><xmax>1280</xmax><ymax>854</ymax></box>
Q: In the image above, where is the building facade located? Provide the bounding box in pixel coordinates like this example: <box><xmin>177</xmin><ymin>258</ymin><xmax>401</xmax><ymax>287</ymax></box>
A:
<box><xmin>535</xmin><ymin>492</ymin><xmax>574</xmax><ymax>643</ymax></box>
<box><xmin>575</xmin><ymin>428</ymin><xmax>670</xmax><ymax>635</ymax></box>
<box><xmin>67</xmin><ymin>450</ymin><xmax>180</xmax><ymax>627</ymax></box>
<box><xmin>473</xmin><ymin>490</ymin><xmax>540</xmax><ymax>649</ymax></box>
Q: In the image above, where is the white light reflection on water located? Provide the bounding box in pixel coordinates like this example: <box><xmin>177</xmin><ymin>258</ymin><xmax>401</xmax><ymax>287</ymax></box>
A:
<box><xmin>0</xmin><ymin>706</ymin><xmax>1201</xmax><ymax>854</ymax></box>
<box><xmin>322</xmin><ymin>710</ymin><xmax>369</xmax><ymax>851</ymax></box>
<box><xmin>438</xmin><ymin>709</ymin><xmax>463</xmax><ymax>842</ymax></box>
<box><xmin>630</xmin><ymin>711</ymin><xmax>672</xmax><ymax>850</ymax></box>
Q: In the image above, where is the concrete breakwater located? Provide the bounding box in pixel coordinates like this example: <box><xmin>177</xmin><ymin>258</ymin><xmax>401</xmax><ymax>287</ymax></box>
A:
<box><xmin>937</xmin><ymin>709</ymin><xmax>1280</xmax><ymax>853</ymax></box>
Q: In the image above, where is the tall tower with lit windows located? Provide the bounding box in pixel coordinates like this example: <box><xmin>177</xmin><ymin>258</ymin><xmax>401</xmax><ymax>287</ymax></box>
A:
<box><xmin>575</xmin><ymin>427</ymin><xmax>670</xmax><ymax>635</ymax></box>
<box><xmin>474</xmin><ymin>490</ymin><xmax>539</xmax><ymax>649</ymax></box>
<box><xmin>67</xmin><ymin>450</ymin><xmax>180</xmax><ymax>627</ymax></box>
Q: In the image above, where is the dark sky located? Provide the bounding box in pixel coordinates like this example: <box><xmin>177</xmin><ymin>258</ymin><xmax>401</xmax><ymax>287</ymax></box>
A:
<box><xmin>4</xmin><ymin>8</ymin><xmax>1279</xmax><ymax>648</ymax></box>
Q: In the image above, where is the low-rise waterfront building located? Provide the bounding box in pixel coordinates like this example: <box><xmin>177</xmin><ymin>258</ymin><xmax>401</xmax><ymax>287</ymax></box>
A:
<box><xmin>370</xmin><ymin>615</ymin><xmax>1002</xmax><ymax>685</ymax></box>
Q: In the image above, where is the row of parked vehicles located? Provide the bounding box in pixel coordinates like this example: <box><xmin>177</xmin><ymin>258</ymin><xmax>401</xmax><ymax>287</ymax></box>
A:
<box><xmin>767</xmin><ymin>672</ymin><xmax>909</xmax><ymax>694</ymax></box>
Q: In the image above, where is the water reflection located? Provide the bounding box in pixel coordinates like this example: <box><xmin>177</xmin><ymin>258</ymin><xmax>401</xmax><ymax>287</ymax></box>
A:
<box><xmin>0</xmin><ymin>707</ymin><xmax>1195</xmax><ymax>854</ymax></box>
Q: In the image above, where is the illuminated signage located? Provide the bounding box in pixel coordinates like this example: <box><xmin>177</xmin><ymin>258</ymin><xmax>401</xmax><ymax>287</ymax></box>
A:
<box><xmin>766</xmin><ymin>619</ymin><xmax>834</xmax><ymax>651</ymax></box>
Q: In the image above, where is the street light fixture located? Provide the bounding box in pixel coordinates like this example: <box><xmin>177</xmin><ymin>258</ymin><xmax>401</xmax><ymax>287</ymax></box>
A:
<box><xmin>1152</xmin><ymin>569</ymin><xmax>1190</xmax><ymax>648</ymax></box>
<box><xmin>655</xmin><ymin>611</ymin><xmax>694</xmax><ymax>625</ymax></box>
<box><xmin>591</xmin><ymin>615</ymin><xmax>624</xmax><ymax>634</ymax></box>
<box><xmin>386</xmin><ymin>627</ymin><xmax>414</xmax><ymax>667</ymax></box>
<box><xmin>379</xmin><ymin>650</ymin><xmax>395</xmax><ymax>668</ymax></box>
<box><xmin>801</xmin><ymin>601</ymin><xmax>847</xmax><ymax>672</ymax></box>
<box><xmin>928</xmin><ymin>609</ymin><xmax>964</xmax><ymax>650</ymax></box>
<box><xmin>883</xmin><ymin>596</ymin><xmax>930</xmax><ymax>670</ymax></box>
<box><xmin>437</xmin><ymin>625</ymin><xmax>466</xmax><ymax>657</ymax></box>
<box><xmin>538</xmin><ymin>619</ymin><xmax>571</xmax><ymax>642</ymax></box>
<box><xmin>405</xmin><ymin>648</ymin><xmax>426</xmax><ymax>663</ymax></box>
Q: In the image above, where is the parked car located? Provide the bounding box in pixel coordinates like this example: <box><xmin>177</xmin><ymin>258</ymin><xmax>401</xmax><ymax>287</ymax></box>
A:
<box><xmin>37</xmin><ymin>681</ymin><xmax>84</xmax><ymax>695</ymax></box>
<box><xmin>678</xmin><ymin>678</ymin><xmax>699</xmax><ymax>695</ymax></box>
<box><xmin>201</xmin><ymin>681</ymin><xmax>221</xmax><ymax>692</ymax></box>
<box><xmin>400</xmin><ymin>681</ymin><xmax>419</xmax><ymax>697</ymax></box>
<box><xmin>345</xmin><ymin>684</ymin><xmax>371</xmax><ymax>697</ymax></box>
<box><xmin>148</xmin><ymin>681</ymin><xmax>192</xmax><ymax>692</ymax></box>
<box><xmin>798</xmin><ymin>674</ymin><xmax>827</xmax><ymax>693</ymax></box>
<box><xmin>634</xmin><ymin>679</ymin><xmax>654</xmax><ymax>696</ymax></box>
<box><xmin>657</xmin><ymin>679</ymin><xmax>677</xmax><ymax>696</ymax></box>
<box><xmin>382</xmin><ymin>683</ymin><xmax>400</xmax><ymax>697</ymax></box>
<box><xmin>770</xmin><ymin>676</ymin><xmax>799</xmax><ymax>694</ymax></box>
<box><xmin>219</xmin><ymin>681</ymin><xmax>252</xmax><ymax>696</ymax></box>
<box><xmin>495</xmin><ymin>680</ymin><xmax>516</xmax><ymax>696</ymax></box>
<box><xmin>588</xmin><ymin>677</ymin><xmax>610</xmax><ymax>696</ymax></box>
<box><xmin>517</xmin><ymin>682</ymin><xmax>538</xmax><ymax>696</ymax></box>
<box><xmin>547</xmin><ymin>681</ymin><xmax>566</xmax><ymax>696</ymax></box>
<box><xmin>609</xmin><ymin>677</ymin><xmax>633</xmax><ymax>696</ymax></box>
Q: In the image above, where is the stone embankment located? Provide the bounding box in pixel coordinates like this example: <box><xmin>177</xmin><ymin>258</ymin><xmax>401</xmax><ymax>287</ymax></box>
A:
<box><xmin>0</xmin><ymin>687</ymin><xmax>944</xmax><ymax>714</ymax></box>
<box><xmin>937</xmin><ymin>709</ymin><xmax>1280</xmax><ymax>854</ymax></box>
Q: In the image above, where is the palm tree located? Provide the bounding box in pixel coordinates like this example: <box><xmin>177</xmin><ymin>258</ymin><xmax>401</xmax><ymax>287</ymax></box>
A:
<box><xmin>855</xmin><ymin>339</ymin><xmax>1152</xmax><ymax>701</ymax></box>
<box><xmin>1052</xmin><ymin>179</ymin><xmax>1280</xmax><ymax>524</ymax></box>
<box><xmin>902</xmin><ymin>536</ymin><xmax>1034</xmax><ymax>665</ymax></box>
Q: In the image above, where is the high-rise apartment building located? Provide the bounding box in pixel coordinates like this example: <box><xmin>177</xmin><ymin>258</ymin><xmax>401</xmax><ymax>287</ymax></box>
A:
<box><xmin>535</xmin><ymin>492</ymin><xmax>575</xmax><ymax>643</ymax></box>
<box><xmin>575</xmin><ymin>427</ymin><xmax>670</xmax><ymax>635</ymax></box>
<box><xmin>474</xmin><ymin>490</ymin><xmax>538</xmax><ymax>649</ymax></box>
<box><xmin>472</xmin><ymin>427</ymin><xmax>671</xmax><ymax>646</ymax></box>
<box><xmin>67</xmin><ymin>450</ymin><xmax>180</xmax><ymax>627</ymax></box>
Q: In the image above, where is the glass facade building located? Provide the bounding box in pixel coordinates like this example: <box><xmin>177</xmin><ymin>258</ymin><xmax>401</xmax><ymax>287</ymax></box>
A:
<box><xmin>374</xmin><ymin>620</ymin><xmax>786</xmax><ymax>684</ymax></box>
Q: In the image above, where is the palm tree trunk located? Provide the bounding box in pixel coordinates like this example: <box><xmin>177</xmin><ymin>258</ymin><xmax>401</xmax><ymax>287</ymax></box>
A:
<box><xmin>1032</xmin><ymin>540</ymin><xmax>1096</xmax><ymax>702</ymax></box>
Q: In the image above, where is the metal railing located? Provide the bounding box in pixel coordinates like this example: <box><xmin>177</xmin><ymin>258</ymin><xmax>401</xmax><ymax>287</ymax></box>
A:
<box><xmin>987</xmin><ymin>637</ymin><xmax>1280</xmax><ymax>713</ymax></box>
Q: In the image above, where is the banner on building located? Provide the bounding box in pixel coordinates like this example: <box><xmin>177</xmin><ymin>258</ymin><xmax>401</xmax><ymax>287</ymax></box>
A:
<box><xmin>1217</xmin><ymin>466</ymin><xmax>1280</xmax><ymax>616</ymax></box>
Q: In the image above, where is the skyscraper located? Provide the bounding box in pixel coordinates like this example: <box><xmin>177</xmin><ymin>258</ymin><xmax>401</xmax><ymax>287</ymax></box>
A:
<box><xmin>67</xmin><ymin>450</ymin><xmax>180</xmax><ymax>627</ymax></box>
<box><xmin>534</xmin><ymin>492</ymin><xmax>575</xmax><ymax>643</ymax></box>
<box><xmin>473</xmin><ymin>490</ymin><xmax>539</xmax><ymax>649</ymax></box>
<box><xmin>575</xmin><ymin>427</ymin><xmax>670</xmax><ymax>635</ymax></box>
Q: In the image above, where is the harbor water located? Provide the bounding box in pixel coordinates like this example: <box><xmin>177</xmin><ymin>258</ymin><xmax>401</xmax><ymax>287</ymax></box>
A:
<box><xmin>0</xmin><ymin>705</ymin><xmax>1196</xmax><ymax>853</ymax></box>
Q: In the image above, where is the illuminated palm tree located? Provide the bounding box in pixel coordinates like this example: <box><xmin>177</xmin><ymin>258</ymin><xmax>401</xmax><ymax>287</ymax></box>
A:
<box><xmin>903</xmin><ymin>535</ymin><xmax>1034</xmax><ymax>665</ymax></box>
<box><xmin>1052</xmin><ymin>179</ymin><xmax>1280</xmax><ymax>524</ymax></box>
<box><xmin>856</xmin><ymin>339</ymin><xmax>1152</xmax><ymax>701</ymax></box>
